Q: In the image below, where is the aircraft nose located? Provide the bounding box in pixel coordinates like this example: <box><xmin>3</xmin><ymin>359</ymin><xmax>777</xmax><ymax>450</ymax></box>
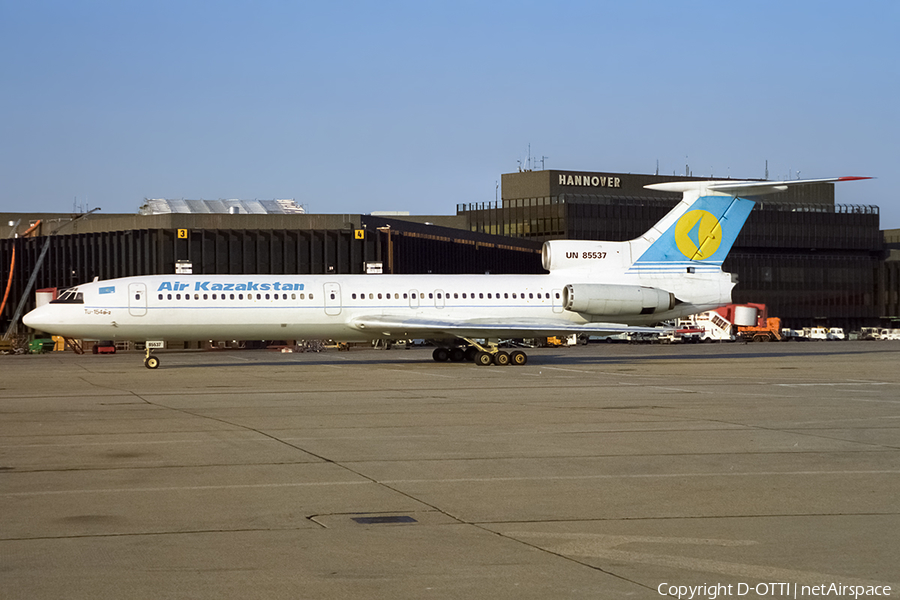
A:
<box><xmin>23</xmin><ymin>305</ymin><xmax>50</xmax><ymax>331</ymax></box>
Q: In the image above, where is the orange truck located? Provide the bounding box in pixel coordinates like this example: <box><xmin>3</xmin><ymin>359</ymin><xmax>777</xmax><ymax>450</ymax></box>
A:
<box><xmin>738</xmin><ymin>316</ymin><xmax>783</xmax><ymax>342</ymax></box>
<box><xmin>716</xmin><ymin>303</ymin><xmax>783</xmax><ymax>342</ymax></box>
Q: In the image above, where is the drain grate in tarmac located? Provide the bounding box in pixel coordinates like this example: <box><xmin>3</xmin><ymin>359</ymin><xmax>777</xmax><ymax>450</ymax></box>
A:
<box><xmin>351</xmin><ymin>515</ymin><xmax>418</xmax><ymax>525</ymax></box>
<box><xmin>309</xmin><ymin>511</ymin><xmax>455</xmax><ymax>528</ymax></box>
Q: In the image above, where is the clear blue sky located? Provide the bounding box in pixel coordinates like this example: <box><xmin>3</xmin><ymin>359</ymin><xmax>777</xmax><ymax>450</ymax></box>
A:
<box><xmin>2</xmin><ymin>1</ymin><xmax>897</xmax><ymax>225</ymax></box>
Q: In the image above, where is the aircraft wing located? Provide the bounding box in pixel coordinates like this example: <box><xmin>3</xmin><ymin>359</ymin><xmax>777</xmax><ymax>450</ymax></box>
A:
<box><xmin>350</xmin><ymin>315</ymin><xmax>669</xmax><ymax>339</ymax></box>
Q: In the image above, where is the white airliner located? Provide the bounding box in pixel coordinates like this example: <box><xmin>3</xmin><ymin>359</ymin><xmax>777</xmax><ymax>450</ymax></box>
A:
<box><xmin>23</xmin><ymin>177</ymin><xmax>869</xmax><ymax>368</ymax></box>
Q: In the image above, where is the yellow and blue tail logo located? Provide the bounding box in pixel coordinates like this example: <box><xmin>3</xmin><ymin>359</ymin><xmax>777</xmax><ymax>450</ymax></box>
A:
<box><xmin>630</xmin><ymin>196</ymin><xmax>754</xmax><ymax>274</ymax></box>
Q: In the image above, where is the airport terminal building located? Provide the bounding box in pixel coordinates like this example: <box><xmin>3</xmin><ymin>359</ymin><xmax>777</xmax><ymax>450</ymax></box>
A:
<box><xmin>1</xmin><ymin>168</ymin><xmax>895</xmax><ymax>337</ymax></box>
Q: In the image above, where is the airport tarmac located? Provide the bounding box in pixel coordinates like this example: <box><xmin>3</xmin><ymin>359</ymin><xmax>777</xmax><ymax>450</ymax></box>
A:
<box><xmin>1</xmin><ymin>341</ymin><xmax>898</xmax><ymax>599</ymax></box>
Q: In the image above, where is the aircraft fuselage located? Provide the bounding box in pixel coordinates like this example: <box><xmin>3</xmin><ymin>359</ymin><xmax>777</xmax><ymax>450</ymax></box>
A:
<box><xmin>25</xmin><ymin>271</ymin><xmax>728</xmax><ymax>342</ymax></box>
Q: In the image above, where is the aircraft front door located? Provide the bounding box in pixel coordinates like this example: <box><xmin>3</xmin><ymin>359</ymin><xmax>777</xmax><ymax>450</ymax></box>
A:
<box><xmin>324</xmin><ymin>282</ymin><xmax>342</xmax><ymax>316</ymax></box>
<box><xmin>128</xmin><ymin>282</ymin><xmax>147</xmax><ymax>317</ymax></box>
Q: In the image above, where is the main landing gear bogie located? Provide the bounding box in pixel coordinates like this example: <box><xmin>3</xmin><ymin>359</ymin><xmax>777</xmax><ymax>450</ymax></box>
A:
<box><xmin>432</xmin><ymin>344</ymin><xmax>528</xmax><ymax>366</ymax></box>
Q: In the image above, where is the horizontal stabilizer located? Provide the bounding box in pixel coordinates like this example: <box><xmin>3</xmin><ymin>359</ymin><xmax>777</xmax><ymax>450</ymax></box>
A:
<box><xmin>646</xmin><ymin>176</ymin><xmax>872</xmax><ymax>197</ymax></box>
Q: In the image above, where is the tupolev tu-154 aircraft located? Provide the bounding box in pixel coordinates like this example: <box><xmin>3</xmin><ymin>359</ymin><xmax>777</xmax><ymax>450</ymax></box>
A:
<box><xmin>23</xmin><ymin>177</ymin><xmax>870</xmax><ymax>368</ymax></box>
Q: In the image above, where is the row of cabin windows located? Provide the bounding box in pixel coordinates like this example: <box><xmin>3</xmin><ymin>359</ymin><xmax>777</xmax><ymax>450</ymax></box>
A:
<box><xmin>349</xmin><ymin>291</ymin><xmax>560</xmax><ymax>301</ymax></box>
<box><xmin>152</xmin><ymin>290</ymin><xmax>560</xmax><ymax>302</ymax></box>
<box><xmin>157</xmin><ymin>292</ymin><xmax>312</xmax><ymax>301</ymax></box>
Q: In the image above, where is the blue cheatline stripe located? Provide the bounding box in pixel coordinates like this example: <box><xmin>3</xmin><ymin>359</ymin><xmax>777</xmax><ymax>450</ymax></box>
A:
<box><xmin>627</xmin><ymin>261</ymin><xmax>723</xmax><ymax>274</ymax></box>
<box><xmin>92</xmin><ymin>303</ymin><xmax>561</xmax><ymax>311</ymax></box>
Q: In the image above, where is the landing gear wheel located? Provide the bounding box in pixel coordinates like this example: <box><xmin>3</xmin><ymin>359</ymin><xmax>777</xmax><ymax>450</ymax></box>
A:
<box><xmin>144</xmin><ymin>356</ymin><xmax>160</xmax><ymax>369</ymax></box>
<box><xmin>432</xmin><ymin>347</ymin><xmax>450</xmax><ymax>362</ymax></box>
<box><xmin>474</xmin><ymin>351</ymin><xmax>493</xmax><ymax>366</ymax></box>
<box><xmin>449</xmin><ymin>347</ymin><xmax>466</xmax><ymax>362</ymax></box>
<box><xmin>493</xmin><ymin>351</ymin><xmax>510</xmax><ymax>366</ymax></box>
<box><xmin>510</xmin><ymin>350</ymin><xmax>528</xmax><ymax>365</ymax></box>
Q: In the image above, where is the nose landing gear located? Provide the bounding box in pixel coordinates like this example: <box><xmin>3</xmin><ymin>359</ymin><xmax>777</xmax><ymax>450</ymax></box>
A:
<box><xmin>143</xmin><ymin>343</ymin><xmax>161</xmax><ymax>369</ymax></box>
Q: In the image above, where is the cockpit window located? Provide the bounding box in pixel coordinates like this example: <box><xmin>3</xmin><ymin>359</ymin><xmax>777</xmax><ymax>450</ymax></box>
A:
<box><xmin>50</xmin><ymin>289</ymin><xmax>84</xmax><ymax>304</ymax></box>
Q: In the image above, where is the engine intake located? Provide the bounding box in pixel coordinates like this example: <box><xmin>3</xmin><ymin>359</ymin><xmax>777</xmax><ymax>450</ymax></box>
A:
<box><xmin>563</xmin><ymin>283</ymin><xmax>676</xmax><ymax>316</ymax></box>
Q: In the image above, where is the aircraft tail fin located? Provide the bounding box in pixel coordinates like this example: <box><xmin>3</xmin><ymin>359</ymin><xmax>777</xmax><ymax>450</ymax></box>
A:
<box><xmin>629</xmin><ymin>177</ymin><xmax>872</xmax><ymax>274</ymax></box>
<box><xmin>629</xmin><ymin>193</ymin><xmax>754</xmax><ymax>274</ymax></box>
